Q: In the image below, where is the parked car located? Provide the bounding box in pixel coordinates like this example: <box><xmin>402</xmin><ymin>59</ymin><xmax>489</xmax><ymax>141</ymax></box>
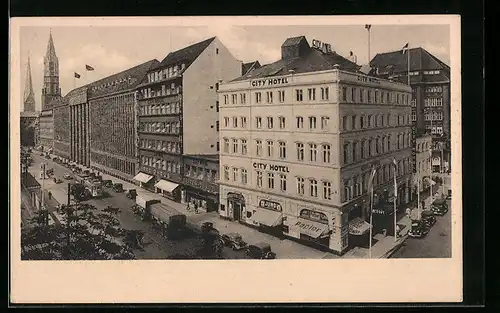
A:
<box><xmin>220</xmin><ymin>232</ymin><xmax>247</xmax><ymax>250</ymax></box>
<box><xmin>244</xmin><ymin>242</ymin><xmax>277</xmax><ymax>259</ymax></box>
<box><xmin>446</xmin><ymin>190</ymin><xmax>452</xmax><ymax>200</ymax></box>
<box><xmin>408</xmin><ymin>220</ymin><xmax>430</xmax><ymax>238</ymax></box>
<box><xmin>431</xmin><ymin>199</ymin><xmax>449</xmax><ymax>216</ymax></box>
<box><xmin>126</xmin><ymin>189</ymin><xmax>137</xmax><ymax>199</ymax></box>
<box><xmin>63</xmin><ymin>173</ymin><xmax>73</xmax><ymax>180</ymax></box>
<box><xmin>201</xmin><ymin>221</ymin><xmax>215</xmax><ymax>234</ymax></box>
<box><xmin>102</xmin><ymin>180</ymin><xmax>113</xmax><ymax>188</ymax></box>
<box><xmin>421</xmin><ymin>210</ymin><xmax>437</xmax><ymax>228</ymax></box>
<box><xmin>112</xmin><ymin>183</ymin><xmax>124</xmax><ymax>192</ymax></box>
<box><xmin>53</xmin><ymin>177</ymin><xmax>63</xmax><ymax>184</ymax></box>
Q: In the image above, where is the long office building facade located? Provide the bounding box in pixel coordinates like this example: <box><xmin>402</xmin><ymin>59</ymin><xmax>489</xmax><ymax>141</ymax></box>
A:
<box><xmin>218</xmin><ymin>36</ymin><xmax>413</xmax><ymax>255</ymax></box>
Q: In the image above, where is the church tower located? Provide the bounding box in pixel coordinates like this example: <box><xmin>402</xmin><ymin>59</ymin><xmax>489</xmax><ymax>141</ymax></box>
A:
<box><xmin>41</xmin><ymin>31</ymin><xmax>61</xmax><ymax>110</ymax></box>
<box><xmin>23</xmin><ymin>55</ymin><xmax>36</xmax><ymax>112</ymax></box>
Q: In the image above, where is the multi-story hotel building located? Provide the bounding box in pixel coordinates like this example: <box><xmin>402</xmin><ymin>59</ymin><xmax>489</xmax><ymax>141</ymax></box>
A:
<box><xmin>370</xmin><ymin>47</ymin><xmax>450</xmax><ymax>172</ymax></box>
<box><xmin>218</xmin><ymin>36</ymin><xmax>413</xmax><ymax>255</ymax></box>
<box><xmin>134</xmin><ymin>37</ymin><xmax>240</xmax><ymax>202</ymax></box>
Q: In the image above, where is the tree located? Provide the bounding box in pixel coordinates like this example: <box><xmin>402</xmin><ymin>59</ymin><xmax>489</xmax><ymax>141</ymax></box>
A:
<box><xmin>21</xmin><ymin>203</ymin><xmax>136</xmax><ymax>260</ymax></box>
<box><xmin>167</xmin><ymin>230</ymin><xmax>224</xmax><ymax>260</ymax></box>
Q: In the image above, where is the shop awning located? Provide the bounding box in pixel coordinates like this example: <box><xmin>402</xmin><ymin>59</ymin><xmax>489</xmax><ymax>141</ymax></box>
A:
<box><xmin>252</xmin><ymin>209</ymin><xmax>283</xmax><ymax>227</ymax></box>
<box><xmin>348</xmin><ymin>217</ymin><xmax>372</xmax><ymax>235</ymax></box>
<box><xmin>133</xmin><ymin>172</ymin><xmax>153</xmax><ymax>184</ymax></box>
<box><xmin>154</xmin><ymin>179</ymin><xmax>179</xmax><ymax>193</ymax></box>
<box><xmin>291</xmin><ymin>218</ymin><xmax>329</xmax><ymax>238</ymax></box>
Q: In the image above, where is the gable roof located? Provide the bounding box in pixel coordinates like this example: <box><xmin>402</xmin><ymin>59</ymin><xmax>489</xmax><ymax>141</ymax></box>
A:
<box><xmin>242</xmin><ymin>61</ymin><xmax>261</xmax><ymax>76</ymax></box>
<box><xmin>160</xmin><ymin>37</ymin><xmax>216</xmax><ymax>68</ymax></box>
<box><xmin>370</xmin><ymin>47</ymin><xmax>449</xmax><ymax>74</ymax></box>
<box><xmin>84</xmin><ymin>59</ymin><xmax>160</xmax><ymax>99</ymax></box>
<box><xmin>232</xmin><ymin>48</ymin><xmax>360</xmax><ymax>82</ymax></box>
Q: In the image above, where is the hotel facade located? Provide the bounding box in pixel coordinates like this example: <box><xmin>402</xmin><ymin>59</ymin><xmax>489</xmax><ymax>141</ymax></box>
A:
<box><xmin>218</xmin><ymin>36</ymin><xmax>413</xmax><ymax>254</ymax></box>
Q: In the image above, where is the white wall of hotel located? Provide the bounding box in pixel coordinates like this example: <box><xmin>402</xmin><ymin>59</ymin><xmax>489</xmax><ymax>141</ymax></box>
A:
<box><xmin>218</xmin><ymin>69</ymin><xmax>412</xmax><ymax>254</ymax></box>
<box><xmin>182</xmin><ymin>37</ymin><xmax>242</xmax><ymax>155</ymax></box>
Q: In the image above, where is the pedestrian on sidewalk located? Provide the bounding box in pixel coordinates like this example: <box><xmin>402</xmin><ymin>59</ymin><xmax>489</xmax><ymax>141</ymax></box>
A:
<box><xmin>48</xmin><ymin>191</ymin><xmax>52</xmax><ymax>200</ymax></box>
<box><xmin>194</xmin><ymin>202</ymin><xmax>199</xmax><ymax>214</ymax></box>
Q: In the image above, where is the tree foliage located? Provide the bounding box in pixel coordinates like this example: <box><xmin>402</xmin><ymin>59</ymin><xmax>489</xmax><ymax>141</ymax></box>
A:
<box><xmin>21</xmin><ymin>203</ymin><xmax>137</xmax><ymax>260</ymax></box>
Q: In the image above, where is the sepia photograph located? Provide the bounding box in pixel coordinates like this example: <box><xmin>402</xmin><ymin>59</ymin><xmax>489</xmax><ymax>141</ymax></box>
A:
<box><xmin>10</xmin><ymin>15</ymin><xmax>462</xmax><ymax>303</ymax></box>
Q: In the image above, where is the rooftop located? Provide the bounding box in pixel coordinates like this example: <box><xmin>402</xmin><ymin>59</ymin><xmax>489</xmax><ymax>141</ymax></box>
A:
<box><xmin>159</xmin><ymin>37</ymin><xmax>216</xmax><ymax>68</ymax></box>
<box><xmin>242</xmin><ymin>61</ymin><xmax>261</xmax><ymax>76</ymax></box>
<box><xmin>184</xmin><ymin>154</ymin><xmax>220</xmax><ymax>162</ymax></box>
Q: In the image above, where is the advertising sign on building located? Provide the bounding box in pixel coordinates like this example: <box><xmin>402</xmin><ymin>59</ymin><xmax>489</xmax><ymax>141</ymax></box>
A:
<box><xmin>411</xmin><ymin>124</ymin><xmax>417</xmax><ymax>173</ymax></box>
<box><xmin>258</xmin><ymin>199</ymin><xmax>283</xmax><ymax>212</ymax></box>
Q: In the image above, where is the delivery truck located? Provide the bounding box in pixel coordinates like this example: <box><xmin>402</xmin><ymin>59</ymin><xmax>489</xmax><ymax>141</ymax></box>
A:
<box><xmin>149</xmin><ymin>202</ymin><xmax>187</xmax><ymax>239</ymax></box>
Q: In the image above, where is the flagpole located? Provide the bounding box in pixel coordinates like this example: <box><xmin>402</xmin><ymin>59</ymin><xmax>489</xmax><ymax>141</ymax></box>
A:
<box><xmin>407</xmin><ymin>43</ymin><xmax>411</xmax><ymax>86</ymax></box>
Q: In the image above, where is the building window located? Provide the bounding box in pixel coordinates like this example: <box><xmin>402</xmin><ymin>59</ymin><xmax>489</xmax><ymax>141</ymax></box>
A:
<box><xmin>296</xmin><ymin>89</ymin><xmax>303</xmax><ymax>102</ymax></box>
<box><xmin>267</xmin><ymin>116</ymin><xmax>274</xmax><ymax>129</ymax></box>
<box><xmin>309</xmin><ymin>116</ymin><xmax>317</xmax><ymax>129</ymax></box>
<box><xmin>231</xmin><ymin>94</ymin><xmax>237</xmax><ymax>105</ymax></box>
<box><xmin>309</xmin><ymin>179</ymin><xmax>318</xmax><ymax>197</ymax></box>
<box><xmin>233</xmin><ymin>117</ymin><xmax>238</xmax><ymax>128</ymax></box>
<box><xmin>322</xmin><ymin>144</ymin><xmax>331</xmax><ymax>163</ymax></box>
<box><xmin>241</xmin><ymin>139</ymin><xmax>247</xmax><ymax>155</ymax></box>
<box><xmin>240</xmin><ymin>93</ymin><xmax>246</xmax><ymax>104</ymax></box>
<box><xmin>266</xmin><ymin>140</ymin><xmax>274</xmax><ymax>157</ymax></box>
<box><xmin>323</xmin><ymin>181</ymin><xmax>332</xmax><ymax>200</ymax></box>
<box><xmin>387</xmin><ymin>114</ymin><xmax>391</xmax><ymax>126</ymax></box>
<box><xmin>342</xmin><ymin>116</ymin><xmax>348</xmax><ymax>131</ymax></box>
<box><xmin>321</xmin><ymin>116</ymin><xmax>329</xmax><ymax>130</ymax></box>
<box><xmin>232</xmin><ymin>168</ymin><xmax>238</xmax><ymax>181</ymax></box>
<box><xmin>351</xmin><ymin>87</ymin><xmax>356</xmax><ymax>102</ymax></box>
<box><xmin>280</xmin><ymin>174</ymin><xmax>287</xmax><ymax>191</ymax></box>
<box><xmin>256</xmin><ymin>171</ymin><xmax>263</xmax><ymax>187</ymax></box>
<box><xmin>352</xmin><ymin>141</ymin><xmax>359</xmax><ymax>162</ymax></box>
<box><xmin>266</xmin><ymin>91</ymin><xmax>273</xmax><ymax>103</ymax></box>
<box><xmin>256</xmin><ymin>140</ymin><xmax>262</xmax><ymax>156</ymax></box>
<box><xmin>360</xmin><ymin>115</ymin><xmax>365</xmax><ymax>129</ymax></box>
<box><xmin>279</xmin><ymin>116</ymin><xmax>286</xmax><ymax>129</ymax></box>
<box><xmin>321</xmin><ymin>87</ymin><xmax>329</xmax><ymax>100</ymax></box>
<box><xmin>255</xmin><ymin>92</ymin><xmax>262</xmax><ymax>103</ymax></box>
<box><xmin>216</xmin><ymin>121</ymin><xmax>219</xmax><ymax>131</ymax></box>
<box><xmin>297</xmin><ymin>177</ymin><xmax>305</xmax><ymax>195</ymax></box>
<box><xmin>375</xmin><ymin>138</ymin><xmax>380</xmax><ymax>154</ymax></box>
<box><xmin>308</xmin><ymin>88</ymin><xmax>316</xmax><ymax>101</ymax></box>
<box><xmin>224</xmin><ymin>95</ymin><xmax>229</xmax><ymax>105</ymax></box>
<box><xmin>351</xmin><ymin>116</ymin><xmax>356</xmax><ymax>130</ymax></box>
<box><xmin>342</xmin><ymin>87</ymin><xmax>347</xmax><ymax>101</ymax></box>
<box><xmin>232</xmin><ymin>138</ymin><xmax>238</xmax><ymax>153</ymax></box>
<box><xmin>296</xmin><ymin>116</ymin><xmax>304</xmax><ymax>129</ymax></box>
<box><xmin>309</xmin><ymin>143</ymin><xmax>317</xmax><ymax>162</ymax></box>
<box><xmin>256</xmin><ymin>116</ymin><xmax>262</xmax><ymax>128</ymax></box>
<box><xmin>223</xmin><ymin>166</ymin><xmax>229</xmax><ymax>180</ymax></box>
<box><xmin>241</xmin><ymin>169</ymin><xmax>248</xmax><ymax>184</ymax></box>
<box><xmin>241</xmin><ymin>116</ymin><xmax>247</xmax><ymax>128</ymax></box>
<box><xmin>296</xmin><ymin>142</ymin><xmax>304</xmax><ymax>161</ymax></box>
<box><xmin>359</xmin><ymin>89</ymin><xmax>364</xmax><ymax>103</ymax></box>
<box><xmin>367</xmin><ymin>90</ymin><xmax>372</xmax><ymax>103</ymax></box>
<box><xmin>223</xmin><ymin>138</ymin><xmax>229</xmax><ymax>153</ymax></box>
<box><xmin>343</xmin><ymin>143</ymin><xmax>350</xmax><ymax>164</ymax></box>
<box><xmin>279</xmin><ymin>141</ymin><xmax>286</xmax><ymax>159</ymax></box>
<box><xmin>278</xmin><ymin>90</ymin><xmax>285</xmax><ymax>102</ymax></box>
<box><xmin>268</xmin><ymin>173</ymin><xmax>275</xmax><ymax>189</ymax></box>
<box><xmin>368</xmin><ymin>139</ymin><xmax>373</xmax><ymax>156</ymax></box>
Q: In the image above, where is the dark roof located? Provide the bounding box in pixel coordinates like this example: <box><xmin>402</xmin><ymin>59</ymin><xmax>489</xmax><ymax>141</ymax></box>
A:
<box><xmin>370</xmin><ymin>47</ymin><xmax>450</xmax><ymax>83</ymax></box>
<box><xmin>86</xmin><ymin>59</ymin><xmax>160</xmax><ymax>99</ymax></box>
<box><xmin>232</xmin><ymin>48</ymin><xmax>360</xmax><ymax>82</ymax></box>
<box><xmin>21</xmin><ymin>172</ymin><xmax>41</xmax><ymax>189</ymax></box>
<box><xmin>242</xmin><ymin>61</ymin><xmax>261</xmax><ymax>76</ymax></box>
<box><xmin>184</xmin><ymin>154</ymin><xmax>220</xmax><ymax>162</ymax></box>
<box><xmin>281</xmin><ymin>36</ymin><xmax>307</xmax><ymax>47</ymax></box>
<box><xmin>160</xmin><ymin>37</ymin><xmax>216</xmax><ymax>68</ymax></box>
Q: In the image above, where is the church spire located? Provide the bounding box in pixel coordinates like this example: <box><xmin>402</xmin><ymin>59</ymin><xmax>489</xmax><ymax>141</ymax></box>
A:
<box><xmin>23</xmin><ymin>54</ymin><xmax>35</xmax><ymax>112</ymax></box>
<box><xmin>45</xmin><ymin>30</ymin><xmax>57</xmax><ymax>63</ymax></box>
<box><xmin>42</xmin><ymin>30</ymin><xmax>61</xmax><ymax>110</ymax></box>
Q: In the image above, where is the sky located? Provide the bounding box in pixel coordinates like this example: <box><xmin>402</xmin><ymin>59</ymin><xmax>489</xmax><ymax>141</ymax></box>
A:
<box><xmin>19</xmin><ymin>24</ymin><xmax>450</xmax><ymax>112</ymax></box>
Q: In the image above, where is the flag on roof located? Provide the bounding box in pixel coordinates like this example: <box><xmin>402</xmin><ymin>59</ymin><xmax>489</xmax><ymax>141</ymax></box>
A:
<box><xmin>86</xmin><ymin>64</ymin><xmax>94</xmax><ymax>71</ymax></box>
<box><xmin>74</xmin><ymin>72</ymin><xmax>81</xmax><ymax>79</ymax></box>
<box><xmin>365</xmin><ymin>24</ymin><xmax>371</xmax><ymax>30</ymax></box>
<box><xmin>401</xmin><ymin>43</ymin><xmax>409</xmax><ymax>54</ymax></box>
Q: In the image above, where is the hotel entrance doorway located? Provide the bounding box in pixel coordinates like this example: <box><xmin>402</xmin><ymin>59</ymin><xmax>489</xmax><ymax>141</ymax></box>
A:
<box><xmin>227</xmin><ymin>192</ymin><xmax>246</xmax><ymax>222</ymax></box>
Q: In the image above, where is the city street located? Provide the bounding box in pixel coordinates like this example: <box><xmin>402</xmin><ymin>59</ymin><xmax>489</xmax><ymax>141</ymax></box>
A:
<box><xmin>391</xmin><ymin>198</ymin><xmax>451</xmax><ymax>258</ymax></box>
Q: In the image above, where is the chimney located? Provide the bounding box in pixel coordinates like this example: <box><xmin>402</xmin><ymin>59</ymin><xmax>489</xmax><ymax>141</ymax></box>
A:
<box><xmin>281</xmin><ymin>36</ymin><xmax>311</xmax><ymax>60</ymax></box>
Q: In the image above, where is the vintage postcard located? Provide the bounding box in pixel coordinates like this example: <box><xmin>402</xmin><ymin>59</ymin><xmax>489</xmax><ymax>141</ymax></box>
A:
<box><xmin>10</xmin><ymin>15</ymin><xmax>462</xmax><ymax>303</ymax></box>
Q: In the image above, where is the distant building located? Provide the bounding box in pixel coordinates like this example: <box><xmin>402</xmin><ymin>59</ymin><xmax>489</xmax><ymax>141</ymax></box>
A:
<box><xmin>134</xmin><ymin>37</ymin><xmax>241</xmax><ymax>202</ymax></box>
<box><xmin>414</xmin><ymin>134</ymin><xmax>432</xmax><ymax>192</ymax></box>
<box><xmin>370</xmin><ymin>47</ymin><xmax>451</xmax><ymax>171</ymax></box>
<box><xmin>242</xmin><ymin>61</ymin><xmax>261</xmax><ymax>76</ymax></box>
<box><xmin>20</xmin><ymin>56</ymin><xmax>38</xmax><ymax>146</ymax></box>
<box><xmin>218</xmin><ymin>35</ymin><xmax>412</xmax><ymax>255</ymax></box>
<box><xmin>41</xmin><ymin>31</ymin><xmax>62</xmax><ymax>111</ymax></box>
<box><xmin>183</xmin><ymin>154</ymin><xmax>219</xmax><ymax>212</ymax></box>
<box><xmin>23</xmin><ymin>56</ymin><xmax>36</xmax><ymax>112</ymax></box>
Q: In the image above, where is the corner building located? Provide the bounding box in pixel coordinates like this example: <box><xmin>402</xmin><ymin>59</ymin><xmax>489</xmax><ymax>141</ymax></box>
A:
<box><xmin>218</xmin><ymin>36</ymin><xmax>413</xmax><ymax>255</ymax></box>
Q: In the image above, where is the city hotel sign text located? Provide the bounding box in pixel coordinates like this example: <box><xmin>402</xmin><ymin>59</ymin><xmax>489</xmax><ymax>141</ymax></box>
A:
<box><xmin>312</xmin><ymin>39</ymin><xmax>332</xmax><ymax>54</ymax></box>
<box><xmin>357</xmin><ymin>75</ymin><xmax>381</xmax><ymax>84</ymax></box>
<box><xmin>253</xmin><ymin>162</ymin><xmax>290</xmax><ymax>173</ymax></box>
<box><xmin>250</xmin><ymin>77</ymin><xmax>290</xmax><ymax>88</ymax></box>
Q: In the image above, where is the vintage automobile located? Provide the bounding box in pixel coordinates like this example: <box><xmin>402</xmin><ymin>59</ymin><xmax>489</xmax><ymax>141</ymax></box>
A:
<box><xmin>46</xmin><ymin>168</ymin><xmax>54</xmax><ymax>175</ymax></box>
<box><xmin>126</xmin><ymin>189</ymin><xmax>137</xmax><ymax>199</ymax></box>
<box><xmin>220</xmin><ymin>232</ymin><xmax>247</xmax><ymax>250</ymax></box>
<box><xmin>102</xmin><ymin>180</ymin><xmax>113</xmax><ymax>188</ymax></box>
<box><xmin>421</xmin><ymin>210</ymin><xmax>437</xmax><ymax>228</ymax></box>
<box><xmin>408</xmin><ymin>220</ymin><xmax>430</xmax><ymax>238</ymax></box>
<box><xmin>112</xmin><ymin>183</ymin><xmax>124</xmax><ymax>192</ymax></box>
<box><xmin>431</xmin><ymin>199</ymin><xmax>449</xmax><ymax>216</ymax></box>
<box><xmin>63</xmin><ymin>173</ymin><xmax>73</xmax><ymax>180</ymax></box>
<box><xmin>244</xmin><ymin>242</ymin><xmax>277</xmax><ymax>259</ymax></box>
<box><xmin>446</xmin><ymin>190</ymin><xmax>452</xmax><ymax>200</ymax></box>
<box><xmin>53</xmin><ymin>177</ymin><xmax>63</xmax><ymax>184</ymax></box>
